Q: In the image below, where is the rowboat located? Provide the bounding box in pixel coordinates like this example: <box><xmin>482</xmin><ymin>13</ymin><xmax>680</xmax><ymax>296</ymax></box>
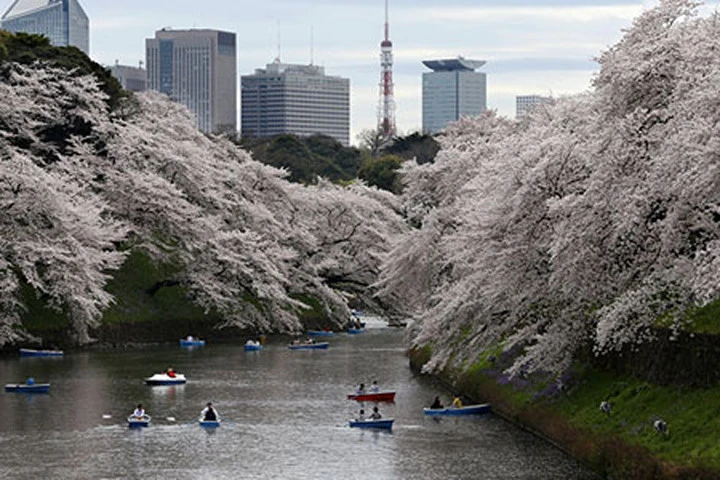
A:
<box><xmin>244</xmin><ymin>343</ymin><xmax>262</xmax><ymax>351</ymax></box>
<box><xmin>347</xmin><ymin>391</ymin><xmax>396</xmax><ymax>402</ymax></box>
<box><xmin>423</xmin><ymin>404</ymin><xmax>491</xmax><ymax>415</ymax></box>
<box><xmin>349</xmin><ymin>418</ymin><xmax>394</xmax><ymax>430</ymax></box>
<box><xmin>4</xmin><ymin>383</ymin><xmax>50</xmax><ymax>393</ymax></box>
<box><xmin>307</xmin><ymin>330</ymin><xmax>334</xmax><ymax>337</ymax></box>
<box><xmin>19</xmin><ymin>348</ymin><xmax>63</xmax><ymax>357</ymax></box>
<box><xmin>128</xmin><ymin>415</ymin><xmax>151</xmax><ymax>428</ymax></box>
<box><xmin>288</xmin><ymin>342</ymin><xmax>329</xmax><ymax>350</ymax></box>
<box><xmin>144</xmin><ymin>373</ymin><xmax>187</xmax><ymax>385</ymax></box>
<box><xmin>179</xmin><ymin>338</ymin><xmax>205</xmax><ymax>347</ymax></box>
<box><xmin>347</xmin><ymin>328</ymin><xmax>366</xmax><ymax>334</ymax></box>
<box><xmin>199</xmin><ymin>419</ymin><xmax>221</xmax><ymax>428</ymax></box>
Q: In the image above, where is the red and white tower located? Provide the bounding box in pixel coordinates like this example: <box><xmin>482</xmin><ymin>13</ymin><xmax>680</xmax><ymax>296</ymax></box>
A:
<box><xmin>378</xmin><ymin>0</ymin><xmax>396</xmax><ymax>143</ymax></box>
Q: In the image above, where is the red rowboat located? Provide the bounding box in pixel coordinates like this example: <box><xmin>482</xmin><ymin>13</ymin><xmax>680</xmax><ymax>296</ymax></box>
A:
<box><xmin>347</xmin><ymin>391</ymin><xmax>396</xmax><ymax>402</ymax></box>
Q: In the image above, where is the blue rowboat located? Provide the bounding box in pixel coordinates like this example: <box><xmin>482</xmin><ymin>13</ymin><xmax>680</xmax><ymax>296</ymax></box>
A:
<box><xmin>244</xmin><ymin>344</ymin><xmax>262</xmax><ymax>351</ymax></box>
<box><xmin>145</xmin><ymin>373</ymin><xmax>187</xmax><ymax>385</ymax></box>
<box><xmin>19</xmin><ymin>348</ymin><xmax>63</xmax><ymax>357</ymax></box>
<box><xmin>423</xmin><ymin>404</ymin><xmax>491</xmax><ymax>416</ymax></box>
<box><xmin>349</xmin><ymin>418</ymin><xmax>394</xmax><ymax>430</ymax></box>
<box><xmin>179</xmin><ymin>338</ymin><xmax>205</xmax><ymax>347</ymax></box>
<box><xmin>4</xmin><ymin>383</ymin><xmax>50</xmax><ymax>393</ymax></box>
<box><xmin>307</xmin><ymin>330</ymin><xmax>334</xmax><ymax>337</ymax></box>
<box><xmin>199</xmin><ymin>419</ymin><xmax>221</xmax><ymax>428</ymax></box>
<box><xmin>288</xmin><ymin>342</ymin><xmax>329</xmax><ymax>350</ymax></box>
<box><xmin>128</xmin><ymin>415</ymin><xmax>151</xmax><ymax>428</ymax></box>
<box><xmin>347</xmin><ymin>328</ymin><xmax>366</xmax><ymax>334</ymax></box>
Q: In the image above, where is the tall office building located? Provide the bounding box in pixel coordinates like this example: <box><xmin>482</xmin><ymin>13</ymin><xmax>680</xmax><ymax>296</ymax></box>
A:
<box><xmin>146</xmin><ymin>28</ymin><xmax>237</xmax><ymax>135</ymax></box>
<box><xmin>422</xmin><ymin>57</ymin><xmax>486</xmax><ymax>134</ymax></box>
<box><xmin>241</xmin><ymin>60</ymin><xmax>350</xmax><ymax>146</ymax></box>
<box><xmin>516</xmin><ymin>95</ymin><xmax>551</xmax><ymax>117</ymax></box>
<box><xmin>109</xmin><ymin>62</ymin><xmax>146</xmax><ymax>92</ymax></box>
<box><xmin>0</xmin><ymin>0</ymin><xmax>89</xmax><ymax>55</ymax></box>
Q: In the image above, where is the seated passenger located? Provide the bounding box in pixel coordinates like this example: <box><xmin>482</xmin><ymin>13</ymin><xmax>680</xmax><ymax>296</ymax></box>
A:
<box><xmin>430</xmin><ymin>396</ymin><xmax>444</xmax><ymax>409</ymax></box>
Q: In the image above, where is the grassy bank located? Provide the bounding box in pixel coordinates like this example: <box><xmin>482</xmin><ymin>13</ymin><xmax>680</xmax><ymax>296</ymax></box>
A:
<box><xmin>409</xmin><ymin>348</ymin><xmax>720</xmax><ymax>479</ymax></box>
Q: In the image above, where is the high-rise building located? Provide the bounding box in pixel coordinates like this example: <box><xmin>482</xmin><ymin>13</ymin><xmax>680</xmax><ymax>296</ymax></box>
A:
<box><xmin>422</xmin><ymin>57</ymin><xmax>487</xmax><ymax>134</ymax></box>
<box><xmin>241</xmin><ymin>60</ymin><xmax>350</xmax><ymax>146</ymax></box>
<box><xmin>0</xmin><ymin>0</ymin><xmax>89</xmax><ymax>55</ymax></box>
<box><xmin>516</xmin><ymin>95</ymin><xmax>551</xmax><ymax>117</ymax></box>
<box><xmin>146</xmin><ymin>28</ymin><xmax>237</xmax><ymax>135</ymax></box>
<box><xmin>109</xmin><ymin>62</ymin><xmax>146</xmax><ymax>92</ymax></box>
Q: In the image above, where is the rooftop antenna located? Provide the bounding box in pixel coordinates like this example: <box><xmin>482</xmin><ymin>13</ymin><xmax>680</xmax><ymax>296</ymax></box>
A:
<box><xmin>275</xmin><ymin>20</ymin><xmax>281</xmax><ymax>63</ymax></box>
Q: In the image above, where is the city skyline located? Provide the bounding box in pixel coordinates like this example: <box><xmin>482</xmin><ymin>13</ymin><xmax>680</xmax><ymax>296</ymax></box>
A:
<box><xmin>12</xmin><ymin>0</ymin><xmax>666</xmax><ymax>143</ymax></box>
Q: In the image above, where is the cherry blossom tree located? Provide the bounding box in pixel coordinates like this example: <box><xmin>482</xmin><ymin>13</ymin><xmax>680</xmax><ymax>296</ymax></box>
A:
<box><xmin>379</xmin><ymin>0</ymin><xmax>720</xmax><ymax>380</ymax></box>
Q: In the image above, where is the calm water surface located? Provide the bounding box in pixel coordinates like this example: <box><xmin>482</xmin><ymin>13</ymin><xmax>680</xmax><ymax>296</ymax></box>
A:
<box><xmin>0</xmin><ymin>319</ymin><xmax>599</xmax><ymax>479</ymax></box>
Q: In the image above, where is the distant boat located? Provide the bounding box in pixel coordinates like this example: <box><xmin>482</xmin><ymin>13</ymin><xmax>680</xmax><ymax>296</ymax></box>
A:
<box><xmin>19</xmin><ymin>348</ymin><xmax>63</xmax><ymax>357</ymax></box>
<box><xmin>423</xmin><ymin>404</ymin><xmax>491</xmax><ymax>416</ymax></box>
<box><xmin>307</xmin><ymin>330</ymin><xmax>334</xmax><ymax>337</ymax></box>
<box><xmin>244</xmin><ymin>343</ymin><xmax>262</xmax><ymax>351</ymax></box>
<box><xmin>4</xmin><ymin>382</ymin><xmax>50</xmax><ymax>393</ymax></box>
<box><xmin>349</xmin><ymin>418</ymin><xmax>394</xmax><ymax>430</ymax></box>
<box><xmin>199</xmin><ymin>419</ymin><xmax>221</xmax><ymax>428</ymax></box>
<box><xmin>347</xmin><ymin>391</ymin><xmax>396</xmax><ymax>402</ymax></box>
<box><xmin>287</xmin><ymin>342</ymin><xmax>329</xmax><ymax>350</ymax></box>
<box><xmin>128</xmin><ymin>415</ymin><xmax>151</xmax><ymax>428</ymax></box>
<box><xmin>179</xmin><ymin>338</ymin><xmax>205</xmax><ymax>347</ymax></box>
<box><xmin>145</xmin><ymin>373</ymin><xmax>187</xmax><ymax>385</ymax></box>
<box><xmin>347</xmin><ymin>328</ymin><xmax>366</xmax><ymax>334</ymax></box>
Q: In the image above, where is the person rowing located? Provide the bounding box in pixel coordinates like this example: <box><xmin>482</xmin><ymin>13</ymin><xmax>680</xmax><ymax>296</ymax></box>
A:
<box><xmin>200</xmin><ymin>402</ymin><xmax>219</xmax><ymax>421</ymax></box>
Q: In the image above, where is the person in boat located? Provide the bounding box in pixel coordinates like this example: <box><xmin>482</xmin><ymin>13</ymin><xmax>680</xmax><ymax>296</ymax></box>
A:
<box><xmin>451</xmin><ymin>395</ymin><xmax>463</xmax><ymax>408</ymax></box>
<box><xmin>356</xmin><ymin>409</ymin><xmax>366</xmax><ymax>421</ymax></box>
<box><xmin>430</xmin><ymin>396</ymin><xmax>444</xmax><ymax>409</ymax></box>
<box><xmin>132</xmin><ymin>404</ymin><xmax>146</xmax><ymax>419</ymax></box>
<box><xmin>200</xmin><ymin>402</ymin><xmax>219</xmax><ymax>421</ymax></box>
<box><xmin>369</xmin><ymin>381</ymin><xmax>380</xmax><ymax>393</ymax></box>
<box><xmin>186</xmin><ymin>335</ymin><xmax>194</xmax><ymax>341</ymax></box>
<box><xmin>369</xmin><ymin>406</ymin><xmax>382</xmax><ymax>420</ymax></box>
<box><xmin>356</xmin><ymin>383</ymin><xmax>366</xmax><ymax>395</ymax></box>
<box><xmin>166</xmin><ymin>367</ymin><xmax>176</xmax><ymax>378</ymax></box>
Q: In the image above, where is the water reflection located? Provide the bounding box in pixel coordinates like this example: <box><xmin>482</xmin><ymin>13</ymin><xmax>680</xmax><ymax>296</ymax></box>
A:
<box><xmin>0</xmin><ymin>328</ymin><xmax>600</xmax><ymax>479</ymax></box>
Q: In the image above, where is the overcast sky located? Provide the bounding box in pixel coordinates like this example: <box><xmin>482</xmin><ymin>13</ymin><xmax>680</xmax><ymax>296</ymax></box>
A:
<box><xmin>59</xmin><ymin>1</ymin><xmax>677</xmax><ymax>142</ymax></box>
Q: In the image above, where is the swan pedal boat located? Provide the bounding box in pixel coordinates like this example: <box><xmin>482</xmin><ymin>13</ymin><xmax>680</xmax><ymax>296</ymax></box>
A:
<box><xmin>179</xmin><ymin>339</ymin><xmax>205</xmax><ymax>347</ymax></box>
<box><xmin>349</xmin><ymin>418</ymin><xmax>394</xmax><ymax>430</ymax></box>
<box><xmin>199</xmin><ymin>419</ymin><xmax>221</xmax><ymax>428</ymax></box>
<box><xmin>347</xmin><ymin>391</ymin><xmax>396</xmax><ymax>402</ymax></box>
<box><xmin>19</xmin><ymin>348</ymin><xmax>63</xmax><ymax>357</ymax></box>
<box><xmin>144</xmin><ymin>373</ymin><xmax>187</xmax><ymax>385</ymax></box>
<box><xmin>128</xmin><ymin>415</ymin><xmax>151</xmax><ymax>428</ymax></box>
<box><xmin>423</xmin><ymin>404</ymin><xmax>491</xmax><ymax>415</ymax></box>
<box><xmin>4</xmin><ymin>383</ymin><xmax>50</xmax><ymax>393</ymax></box>
<box><xmin>287</xmin><ymin>342</ymin><xmax>329</xmax><ymax>350</ymax></box>
<box><xmin>307</xmin><ymin>330</ymin><xmax>334</xmax><ymax>337</ymax></box>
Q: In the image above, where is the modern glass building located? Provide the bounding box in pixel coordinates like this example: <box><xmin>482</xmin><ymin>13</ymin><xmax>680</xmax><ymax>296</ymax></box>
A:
<box><xmin>146</xmin><ymin>28</ymin><xmax>237</xmax><ymax>135</ymax></box>
<box><xmin>0</xmin><ymin>0</ymin><xmax>89</xmax><ymax>55</ymax></box>
<box><xmin>241</xmin><ymin>61</ymin><xmax>350</xmax><ymax>146</ymax></box>
<box><xmin>422</xmin><ymin>57</ymin><xmax>486</xmax><ymax>134</ymax></box>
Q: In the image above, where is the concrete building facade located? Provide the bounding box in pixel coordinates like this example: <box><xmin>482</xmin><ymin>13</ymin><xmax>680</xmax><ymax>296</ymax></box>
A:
<box><xmin>241</xmin><ymin>60</ymin><xmax>350</xmax><ymax>146</ymax></box>
<box><xmin>422</xmin><ymin>57</ymin><xmax>486</xmax><ymax>134</ymax></box>
<box><xmin>146</xmin><ymin>28</ymin><xmax>237</xmax><ymax>135</ymax></box>
<box><xmin>109</xmin><ymin>62</ymin><xmax>147</xmax><ymax>92</ymax></box>
<box><xmin>1</xmin><ymin>0</ymin><xmax>89</xmax><ymax>54</ymax></box>
<box><xmin>516</xmin><ymin>94</ymin><xmax>552</xmax><ymax>117</ymax></box>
